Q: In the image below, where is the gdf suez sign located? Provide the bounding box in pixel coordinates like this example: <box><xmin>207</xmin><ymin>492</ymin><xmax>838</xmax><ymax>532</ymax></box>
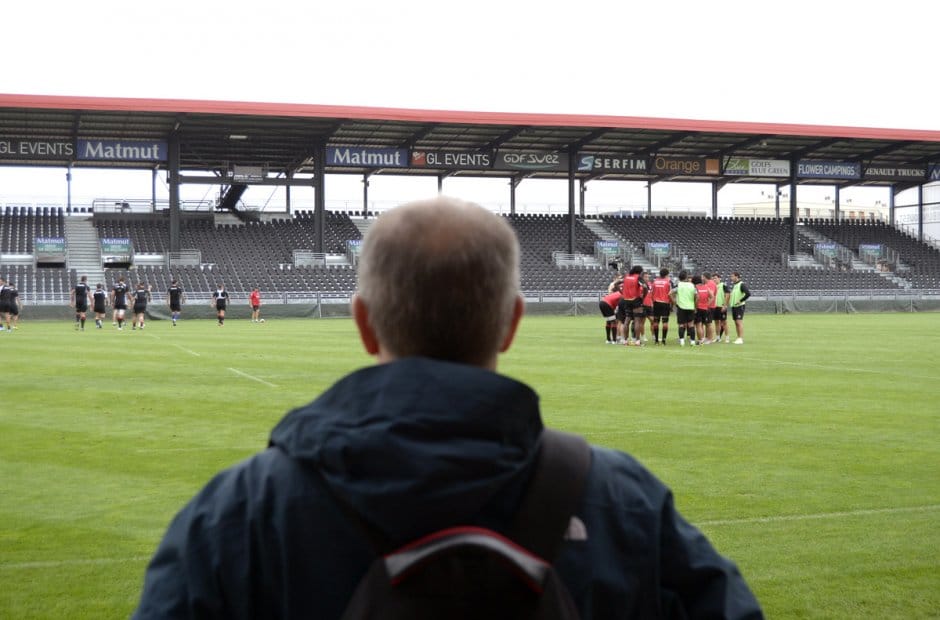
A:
<box><xmin>495</xmin><ymin>151</ymin><xmax>569</xmax><ymax>171</ymax></box>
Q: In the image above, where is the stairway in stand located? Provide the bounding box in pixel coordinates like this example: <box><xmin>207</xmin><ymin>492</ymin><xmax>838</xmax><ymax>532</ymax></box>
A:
<box><xmin>64</xmin><ymin>216</ymin><xmax>105</xmax><ymax>285</ymax></box>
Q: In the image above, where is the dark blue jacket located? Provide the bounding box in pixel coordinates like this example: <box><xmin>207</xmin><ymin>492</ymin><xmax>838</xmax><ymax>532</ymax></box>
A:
<box><xmin>134</xmin><ymin>358</ymin><xmax>762</xmax><ymax>619</ymax></box>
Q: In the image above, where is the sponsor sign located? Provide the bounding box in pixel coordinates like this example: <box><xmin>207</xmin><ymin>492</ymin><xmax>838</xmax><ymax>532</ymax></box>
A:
<box><xmin>651</xmin><ymin>156</ymin><xmax>720</xmax><ymax>176</ymax></box>
<box><xmin>863</xmin><ymin>165</ymin><xmax>925</xmax><ymax>182</ymax></box>
<box><xmin>724</xmin><ymin>158</ymin><xmax>790</xmax><ymax>177</ymax></box>
<box><xmin>0</xmin><ymin>138</ymin><xmax>74</xmax><ymax>160</ymax></box>
<box><xmin>576</xmin><ymin>154</ymin><xmax>647</xmax><ymax>173</ymax></box>
<box><xmin>494</xmin><ymin>151</ymin><xmax>569</xmax><ymax>172</ymax></box>
<box><xmin>594</xmin><ymin>240</ymin><xmax>620</xmax><ymax>255</ymax></box>
<box><xmin>858</xmin><ymin>243</ymin><xmax>883</xmax><ymax>259</ymax></box>
<box><xmin>647</xmin><ymin>242</ymin><xmax>671</xmax><ymax>257</ymax></box>
<box><xmin>750</xmin><ymin>159</ymin><xmax>790</xmax><ymax>177</ymax></box>
<box><xmin>411</xmin><ymin>150</ymin><xmax>492</xmax><ymax>170</ymax></box>
<box><xmin>100</xmin><ymin>237</ymin><xmax>132</xmax><ymax>255</ymax></box>
<box><xmin>327</xmin><ymin>146</ymin><xmax>408</xmax><ymax>168</ymax></box>
<box><xmin>232</xmin><ymin>165</ymin><xmax>265</xmax><ymax>182</ymax></box>
<box><xmin>929</xmin><ymin>164</ymin><xmax>940</xmax><ymax>182</ymax></box>
<box><xmin>724</xmin><ymin>158</ymin><xmax>749</xmax><ymax>176</ymax></box>
<box><xmin>797</xmin><ymin>160</ymin><xmax>861</xmax><ymax>179</ymax></box>
<box><xmin>34</xmin><ymin>237</ymin><xmax>66</xmax><ymax>254</ymax></box>
<box><xmin>77</xmin><ymin>139</ymin><xmax>166</xmax><ymax>161</ymax></box>
<box><xmin>814</xmin><ymin>242</ymin><xmax>837</xmax><ymax>257</ymax></box>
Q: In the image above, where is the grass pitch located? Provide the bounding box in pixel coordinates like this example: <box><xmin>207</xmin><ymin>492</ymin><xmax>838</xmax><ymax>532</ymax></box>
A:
<box><xmin>1</xmin><ymin>313</ymin><xmax>938</xmax><ymax>618</ymax></box>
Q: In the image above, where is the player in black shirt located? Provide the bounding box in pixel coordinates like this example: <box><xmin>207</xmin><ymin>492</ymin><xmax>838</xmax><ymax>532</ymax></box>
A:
<box><xmin>6</xmin><ymin>282</ymin><xmax>19</xmax><ymax>330</ymax></box>
<box><xmin>111</xmin><ymin>277</ymin><xmax>129</xmax><ymax>330</ymax></box>
<box><xmin>92</xmin><ymin>283</ymin><xmax>109</xmax><ymax>329</ymax></box>
<box><xmin>0</xmin><ymin>277</ymin><xmax>9</xmax><ymax>332</ymax></box>
<box><xmin>71</xmin><ymin>275</ymin><xmax>91</xmax><ymax>331</ymax></box>
<box><xmin>167</xmin><ymin>280</ymin><xmax>185</xmax><ymax>326</ymax></box>
<box><xmin>131</xmin><ymin>283</ymin><xmax>152</xmax><ymax>330</ymax></box>
<box><xmin>212</xmin><ymin>284</ymin><xmax>229</xmax><ymax>326</ymax></box>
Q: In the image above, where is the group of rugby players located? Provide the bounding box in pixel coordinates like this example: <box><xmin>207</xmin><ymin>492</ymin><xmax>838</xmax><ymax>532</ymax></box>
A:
<box><xmin>599</xmin><ymin>266</ymin><xmax>751</xmax><ymax>346</ymax></box>
<box><xmin>69</xmin><ymin>276</ymin><xmax>191</xmax><ymax>331</ymax></box>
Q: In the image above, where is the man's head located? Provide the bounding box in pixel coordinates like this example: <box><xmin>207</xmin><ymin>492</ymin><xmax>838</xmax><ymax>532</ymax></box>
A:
<box><xmin>80</xmin><ymin>275</ymin><xmax>87</xmax><ymax>283</ymax></box>
<box><xmin>678</xmin><ymin>270</ymin><xmax>689</xmax><ymax>281</ymax></box>
<box><xmin>659</xmin><ymin>268</ymin><xmax>669</xmax><ymax>278</ymax></box>
<box><xmin>629</xmin><ymin>265</ymin><xmax>643</xmax><ymax>276</ymax></box>
<box><xmin>731</xmin><ymin>272</ymin><xmax>741</xmax><ymax>283</ymax></box>
<box><xmin>354</xmin><ymin>196</ymin><xmax>523</xmax><ymax>369</ymax></box>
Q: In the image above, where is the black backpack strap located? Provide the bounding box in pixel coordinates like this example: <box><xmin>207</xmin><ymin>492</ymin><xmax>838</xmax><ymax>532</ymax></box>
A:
<box><xmin>510</xmin><ymin>428</ymin><xmax>592</xmax><ymax>561</ymax></box>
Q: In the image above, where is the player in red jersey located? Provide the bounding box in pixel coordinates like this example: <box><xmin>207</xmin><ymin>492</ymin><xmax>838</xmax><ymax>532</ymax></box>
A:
<box><xmin>703</xmin><ymin>272</ymin><xmax>718</xmax><ymax>344</ymax></box>
<box><xmin>641</xmin><ymin>272</ymin><xmax>654</xmax><ymax>344</ymax></box>
<box><xmin>692</xmin><ymin>275</ymin><xmax>714</xmax><ymax>346</ymax></box>
<box><xmin>650</xmin><ymin>268</ymin><xmax>673</xmax><ymax>345</ymax></box>
<box><xmin>599</xmin><ymin>282</ymin><xmax>622</xmax><ymax>343</ymax></box>
<box><xmin>620</xmin><ymin>266</ymin><xmax>646</xmax><ymax>346</ymax></box>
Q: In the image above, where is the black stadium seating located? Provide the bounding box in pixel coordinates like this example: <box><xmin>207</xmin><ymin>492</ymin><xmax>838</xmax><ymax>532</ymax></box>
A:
<box><xmin>2</xmin><ymin>208</ymin><xmax>938</xmax><ymax>299</ymax></box>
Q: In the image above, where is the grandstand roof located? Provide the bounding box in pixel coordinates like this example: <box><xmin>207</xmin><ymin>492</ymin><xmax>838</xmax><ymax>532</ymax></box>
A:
<box><xmin>2</xmin><ymin>93</ymin><xmax>940</xmax><ymax>189</ymax></box>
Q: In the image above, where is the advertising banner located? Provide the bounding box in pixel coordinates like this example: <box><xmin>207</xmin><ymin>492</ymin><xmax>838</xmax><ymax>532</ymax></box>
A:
<box><xmin>410</xmin><ymin>150</ymin><xmax>493</xmax><ymax>170</ymax></box>
<box><xmin>77</xmin><ymin>140</ymin><xmax>166</xmax><ymax>161</ymax></box>
<box><xmin>651</xmin><ymin>156</ymin><xmax>720</xmax><ymax>176</ymax></box>
<box><xmin>100</xmin><ymin>238</ymin><xmax>132</xmax><ymax>255</ymax></box>
<box><xmin>0</xmin><ymin>138</ymin><xmax>73</xmax><ymax>160</ymax></box>
<box><xmin>576</xmin><ymin>154</ymin><xmax>647</xmax><ymax>173</ymax></box>
<box><xmin>858</xmin><ymin>243</ymin><xmax>883</xmax><ymax>259</ymax></box>
<box><xmin>647</xmin><ymin>242</ymin><xmax>671</xmax><ymax>257</ymax></box>
<box><xmin>594</xmin><ymin>240</ymin><xmax>620</xmax><ymax>255</ymax></box>
<box><xmin>724</xmin><ymin>158</ymin><xmax>749</xmax><ymax>176</ymax></box>
<box><xmin>863</xmin><ymin>165</ymin><xmax>926</xmax><ymax>182</ymax></box>
<box><xmin>494</xmin><ymin>151</ymin><xmax>569</xmax><ymax>172</ymax></box>
<box><xmin>815</xmin><ymin>242</ymin><xmax>837</xmax><ymax>257</ymax></box>
<box><xmin>35</xmin><ymin>236</ymin><xmax>66</xmax><ymax>264</ymax></box>
<box><xmin>232</xmin><ymin>165</ymin><xmax>265</xmax><ymax>182</ymax></box>
<box><xmin>926</xmin><ymin>164</ymin><xmax>940</xmax><ymax>182</ymax></box>
<box><xmin>797</xmin><ymin>160</ymin><xmax>861</xmax><ymax>179</ymax></box>
<box><xmin>326</xmin><ymin>147</ymin><xmax>408</xmax><ymax>168</ymax></box>
<box><xmin>723</xmin><ymin>158</ymin><xmax>790</xmax><ymax>177</ymax></box>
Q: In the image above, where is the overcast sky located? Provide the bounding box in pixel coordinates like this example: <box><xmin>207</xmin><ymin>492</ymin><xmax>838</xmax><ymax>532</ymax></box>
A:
<box><xmin>1</xmin><ymin>0</ymin><xmax>936</xmax><ymax>212</ymax></box>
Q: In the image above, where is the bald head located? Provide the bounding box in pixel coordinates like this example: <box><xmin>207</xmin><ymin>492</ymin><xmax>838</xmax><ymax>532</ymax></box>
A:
<box><xmin>356</xmin><ymin>197</ymin><xmax>522</xmax><ymax>367</ymax></box>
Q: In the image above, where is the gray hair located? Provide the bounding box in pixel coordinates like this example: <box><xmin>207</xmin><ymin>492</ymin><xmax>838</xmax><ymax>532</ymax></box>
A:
<box><xmin>357</xmin><ymin>196</ymin><xmax>520</xmax><ymax>365</ymax></box>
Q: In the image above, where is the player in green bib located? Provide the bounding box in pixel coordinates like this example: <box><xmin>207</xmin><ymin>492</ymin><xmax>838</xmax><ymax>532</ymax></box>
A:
<box><xmin>670</xmin><ymin>270</ymin><xmax>697</xmax><ymax>346</ymax></box>
<box><xmin>728</xmin><ymin>272</ymin><xmax>751</xmax><ymax>344</ymax></box>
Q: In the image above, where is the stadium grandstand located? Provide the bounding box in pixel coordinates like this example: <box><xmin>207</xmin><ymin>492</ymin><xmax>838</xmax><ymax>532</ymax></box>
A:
<box><xmin>1</xmin><ymin>94</ymin><xmax>939</xmax><ymax>315</ymax></box>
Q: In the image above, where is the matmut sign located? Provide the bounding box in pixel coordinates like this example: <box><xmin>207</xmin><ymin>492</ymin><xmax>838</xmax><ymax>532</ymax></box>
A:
<box><xmin>77</xmin><ymin>140</ymin><xmax>166</xmax><ymax>161</ymax></box>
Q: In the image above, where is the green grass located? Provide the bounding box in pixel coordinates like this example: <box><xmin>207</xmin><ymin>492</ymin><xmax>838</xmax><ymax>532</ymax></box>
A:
<box><xmin>1</xmin><ymin>313</ymin><xmax>938</xmax><ymax>618</ymax></box>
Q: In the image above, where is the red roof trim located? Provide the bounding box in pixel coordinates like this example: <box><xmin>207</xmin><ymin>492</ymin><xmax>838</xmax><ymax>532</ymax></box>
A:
<box><xmin>3</xmin><ymin>92</ymin><xmax>940</xmax><ymax>143</ymax></box>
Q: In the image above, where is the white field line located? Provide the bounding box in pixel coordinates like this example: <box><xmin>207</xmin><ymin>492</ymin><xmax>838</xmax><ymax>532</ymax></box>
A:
<box><xmin>699</xmin><ymin>504</ymin><xmax>940</xmax><ymax>527</ymax></box>
<box><xmin>172</xmin><ymin>343</ymin><xmax>201</xmax><ymax>357</ymax></box>
<box><xmin>0</xmin><ymin>556</ymin><xmax>151</xmax><ymax>571</ymax></box>
<box><xmin>228</xmin><ymin>367</ymin><xmax>278</xmax><ymax>388</ymax></box>
<box><xmin>6</xmin><ymin>504</ymin><xmax>939</xmax><ymax>571</ymax></box>
<box><xmin>146</xmin><ymin>333</ymin><xmax>201</xmax><ymax>357</ymax></box>
<box><xmin>732</xmin><ymin>355</ymin><xmax>935</xmax><ymax>381</ymax></box>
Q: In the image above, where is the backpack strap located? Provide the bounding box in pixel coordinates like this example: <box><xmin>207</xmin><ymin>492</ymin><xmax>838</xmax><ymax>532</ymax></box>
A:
<box><xmin>510</xmin><ymin>428</ymin><xmax>592</xmax><ymax>561</ymax></box>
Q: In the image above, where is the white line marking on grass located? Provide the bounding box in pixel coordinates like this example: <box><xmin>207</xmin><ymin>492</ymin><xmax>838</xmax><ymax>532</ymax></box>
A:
<box><xmin>173</xmin><ymin>343</ymin><xmax>201</xmax><ymax>357</ymax></box>
<box><xmin>145</xmin><ymin>333</ymin><xmax>201</xmax><ymax>357</ymax></box>
<box><xmin>731</xmin><ymin>356</ymin><xmax>935</xmax><ymax>381</ymax></box>
<box><xmin>0</xmin><ymin>556</ymin><xmax>151</xmax><ymax>570</ymax></box>
<box><xmin>699</xmin><ymin>504</ymin><xmax>940</xmax><ymax>527</ymax></box>
<box><xmin>228</xmin><ymin>367</ymin><xmax>278</xmax><ymax>388</ymax></box>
